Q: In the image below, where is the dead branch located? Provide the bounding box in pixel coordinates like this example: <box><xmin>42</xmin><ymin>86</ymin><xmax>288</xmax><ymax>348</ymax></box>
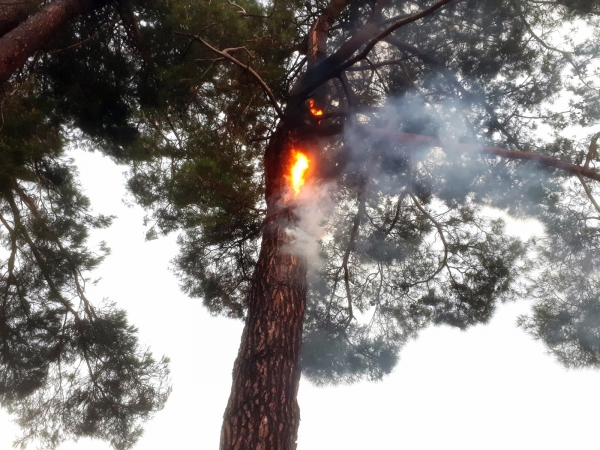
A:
<box><xmin>227</xmin><ymin>0</ymin><xmax>246</xmax><ymax>15</ymax></box>
<box><xmin>175</xmin><ymin>31</ymin><xmax>284</xmax><ymax>118</ymax></box>
<box><xmin>307</xmin><ymin>0</ymin><xmax>350</xmax><ymax>66</ymax></box>
<box><xmin>330</xmin><ymin>155</ymin><xmax>379</xmax><ymax>325</ymax></box>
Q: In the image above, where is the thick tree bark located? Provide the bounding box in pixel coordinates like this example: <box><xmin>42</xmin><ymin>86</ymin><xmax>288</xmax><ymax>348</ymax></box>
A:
<box><xmin>220</xmin><ymin>127</ymin><xmax>308</xmax><ymax>450</ymax></box>
<box><xmin>0</xmin><ymin>0</ymin><xmax>42</xmax><ymax>37</ymax></box>
<box><xmin>219</xmin><ymin>3</ymin><xmax>356</xmax><ymax>447</ymax></box>
<box><xmin>0</xmin><ymin>0</ymin><xmax>110</xmax><ymax>84</ymax></box>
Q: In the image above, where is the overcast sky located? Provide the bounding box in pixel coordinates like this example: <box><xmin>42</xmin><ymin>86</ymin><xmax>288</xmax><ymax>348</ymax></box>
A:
<box><xmin>1</xmin><ymin>149</ymin><xmax>599</xmax><ymax>449</ymax></box>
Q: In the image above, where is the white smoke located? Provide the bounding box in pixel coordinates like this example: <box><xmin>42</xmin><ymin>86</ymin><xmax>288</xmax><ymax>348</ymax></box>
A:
<box><xmin>284</xmin><ymin>180</ymin><xmax>337</xmax><ymax>273</ymax></box>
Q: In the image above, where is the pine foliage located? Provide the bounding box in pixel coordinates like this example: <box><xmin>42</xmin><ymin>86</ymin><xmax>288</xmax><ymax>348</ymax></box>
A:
<box><xmin>2</xmin><ymin>0</ymin><xmax>600</xmax><ymax>446</ymax></box>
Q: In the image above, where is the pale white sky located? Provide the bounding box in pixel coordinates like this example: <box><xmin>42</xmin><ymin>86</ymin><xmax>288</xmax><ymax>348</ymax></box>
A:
<box><xmin>1</xmin><ymin>150</ymin><xmax>599</xmax><ymax>449</ymax></box>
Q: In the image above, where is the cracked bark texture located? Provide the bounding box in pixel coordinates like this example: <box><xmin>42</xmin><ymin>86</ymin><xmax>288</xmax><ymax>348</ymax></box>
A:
<box><xmin>0</xmin><ymin>0</ymin><xmax>110</xmax><ymax>84</ymax></box>
<box><xmin>219</xmin><ymin>2</ymin><xmax>353</xmax><ymax>447</ymax></box>
<box><xmin>220</xmin><ymin>128</ymin><xmax>307</xmax><ymax>450</ymax></box>
<box><xmin>0</xmin><ymin>0</ymin><xmax>42</xmax><ymax>37</ymax></box>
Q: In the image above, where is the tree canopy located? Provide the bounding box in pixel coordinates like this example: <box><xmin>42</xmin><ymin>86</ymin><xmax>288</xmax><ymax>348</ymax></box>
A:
<box><xmin>1</xmin><ymin>0</ymin><xmax>600</xmax><ymax>448</ymax></box>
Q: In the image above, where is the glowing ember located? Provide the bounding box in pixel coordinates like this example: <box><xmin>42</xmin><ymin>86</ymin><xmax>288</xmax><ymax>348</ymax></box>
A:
<box><xmin>308</xmin><ymin>99</ymin><xmax>324</xmax><ymax>117</ymax></box>
<box><xmin>290</xmin><ymin>151</ymin><xmax>310</xmax><ymax>196</ymax></box>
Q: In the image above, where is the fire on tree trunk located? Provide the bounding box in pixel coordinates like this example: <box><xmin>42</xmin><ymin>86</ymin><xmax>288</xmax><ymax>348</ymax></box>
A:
<box><xmin>220</xmin><ymin>128</ymin><xmax>309</xmax><ymax>450</ymax></box>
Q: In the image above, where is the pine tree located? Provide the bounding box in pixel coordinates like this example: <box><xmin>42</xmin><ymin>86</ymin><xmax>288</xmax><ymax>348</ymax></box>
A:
<box><xmin>2</xmin><ymin>0</ymin><xmax>600</xmax><ymax>449</ymax></box>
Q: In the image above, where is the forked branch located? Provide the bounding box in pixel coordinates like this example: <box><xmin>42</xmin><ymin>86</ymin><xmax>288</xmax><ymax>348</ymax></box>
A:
<box><xmin>175</xmin><ymin>31</ymin><xmax>284</xmax><ymax>118</ymax></box>
<box><xmin>409</xmin><ymin>192</ymin><xmax>449</xmax><ymax>283</ymax></box>
<box><xmin>296</xmin><ymin>0</ymin><xmax>457</xmax><ymax>100</ymax></box>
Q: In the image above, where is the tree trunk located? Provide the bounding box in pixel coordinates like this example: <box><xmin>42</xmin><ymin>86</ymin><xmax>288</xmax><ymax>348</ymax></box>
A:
<box><xmin>220</xmin><ymin>127</ymin><xmax>307</xmax><ymax>450</ymax></box>
<box><xmin>0</xmin><ymin>0</ymin><xmax>110</xmax><ymax>84</ymax></box>
<box><xmin>0</xmin><ymin>0</ymin><xmax>42</xmax><ymax>37</ymax></box>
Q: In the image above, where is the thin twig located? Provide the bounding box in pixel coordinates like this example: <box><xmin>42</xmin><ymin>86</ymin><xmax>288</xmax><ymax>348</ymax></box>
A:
<box><xmin>409</xmin><ymin>192</ymin><xmax>449</xmax><ymax>283</ymax></box>
<box><xmin>227</xmin><ymin>0</ymin><xmax>246</xmax><ymax>14</ymax></box>
<box><xmin>175</xmin><ymin>31</ymin><xmax>284</xmax><ymax>118</ymax></box>
<box><xmin>242</xmin><ymin>0</ymin><xmax>278</xmax><ymax>18</ymax></box>
<box><xmin>341</xmin><ymin>0</ymin><xmax>457</xmax><ymax>73</ymax></box>
<box><xmin>576</xmin><ymin>174</ymin><xmax>600</xmax><ymax>215</ymax></box>
<box><xmin>15</xmin><ymin>185</ymin><xmax>98</xmax><ymax>319</ymax></box>
<box><xmin>332</xmin><ymin>154</ymin><xmax>379</xmax><ymax>325</ymax></box>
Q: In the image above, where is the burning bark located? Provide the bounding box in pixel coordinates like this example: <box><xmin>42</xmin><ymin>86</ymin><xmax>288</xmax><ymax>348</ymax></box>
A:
<box><xmin>307</xmin><ymin>99</ymin><xmax>323</xmax><ymax>118</ymax></box>
<box><xmin>220</xmin><ymin>129</ymin><xmax>309</xmax><ymax>450</ymax></box>
<box><xmin>289</xmin><ymin>151</ymin><xmax>310</xmax><ymax>196</ymax></box>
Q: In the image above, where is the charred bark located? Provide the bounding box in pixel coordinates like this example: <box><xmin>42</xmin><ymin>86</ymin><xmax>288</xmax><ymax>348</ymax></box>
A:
<box><xmin>0</xmin><ymin>0</ymin><xmax>110</xmax><ymax>84</ymax></box>
<box><xmin>220</xmin><ymin>127</ymin><xmax>308</xmax><ymax>450</ymax></box>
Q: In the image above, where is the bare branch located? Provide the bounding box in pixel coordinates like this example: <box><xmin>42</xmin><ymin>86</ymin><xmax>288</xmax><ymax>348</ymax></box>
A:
<box><xmin>366</xmin><ymin>190</ymin><xmax>407</xmax><ymax>237</ymax></box>
<box><xmin>331</xmin><ymin>155</ymin><xmax>379</xmax><ymax>325</ymax></box>
<box><xmin>576</xmin><ymin>174</ymin><xmax>600</xmax><ymax>215</ymax></box>
<box><xmin>337</xmin><ymin>72</ymin><xmax>357</xmax><ymax>107</ymax></box>
<box><xmin>307</xmin><ymin>0</ymin><xmax>351</xmax><ymax>65</ymax></box>
<box><xmin>409</xmin><ymin>192</ymin><xmax>449</xmax><ymax>283</ymax></box>
<box><xmin>176</xmin><ymin>32</ymin><xmax>284</xmax><ymax>118</ymax></box>
<box><xmin>345</xmin><ymin>57</ymin><xmax>412</xmax><ymax>71</ymax></box>
<box><xmin>0</xmin><ymin>0</ymin><xmax>41</xmax><ymax>36</ymax></box>
<box><xmin>0</xmin><ymin>0</ymin><xmax>110</xmax><ymax>85</ymax></box>
<box><xmin>227</xmin><ymin>0</ymin><xmax>246</xmax><ymax>15</ymax></box>
<box><xmin>0</xmin><ymin>208</ymin><xmax>18</xmax><ymax>306</ymax></box>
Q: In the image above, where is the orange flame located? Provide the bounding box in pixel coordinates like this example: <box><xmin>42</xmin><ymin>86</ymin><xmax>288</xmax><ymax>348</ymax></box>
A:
<box><xmin>308</xmin><ymin>99</ymin><xmax>324</xmax><ymax>117</ymax></box>
<box><xmin>290</xmin><ymin>150</ymin><xmax>310</xmax><ymax>196</ymax></box>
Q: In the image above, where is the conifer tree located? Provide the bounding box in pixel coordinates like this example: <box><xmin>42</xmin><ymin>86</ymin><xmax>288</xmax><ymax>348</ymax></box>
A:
<box><xmin>1</xmin><ymin>0</ymin><xmax>600</xmax><ymax>449</ymax></box>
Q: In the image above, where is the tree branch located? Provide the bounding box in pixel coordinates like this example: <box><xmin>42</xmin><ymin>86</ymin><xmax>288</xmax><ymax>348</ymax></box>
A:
<box><xmin>384</xmin><ymin>36</ymin><xmax>524</xmax><ymax>149</ymax></box>
<box><xmin>366</xmin><ymin>190</ymin><xmax>407</xmax><ymax>237</ymax></box>
<box><xmin>292</xmin><ymin>121</ymin><xmax>600</xmax><ymax>184</ymax></box>
<box><xmin>409</xmin><ymin>192</ymin><xmax>449</xmax><ymax>283</ymax></box>
<box><xmin>295</xmin><ymin>0</ymin><xmax>457</xmax><ymax>101</ymax></box>
<box><xmin>341</xmin><ymin>0</ymin><xmax>458</xmax><ymax>71</ymax></box>
<box><xmin>15</xmin><ymin>185</ymin><xmax>98</xmax><ymax>319</ymax></box>
<box><xmin>176</xmin><ymin>31</ymin><xmax>284</xmax><ymax>118</ymax></box>
<box><xmin>576</xmin><ymin>174</ymin><xmax>600</xmax><ymax>215</ymax></box>
<box><xmin>365</xmin><ymin>128</ymin><xmax>600</xmax><ymax>183</ymax></box>
<box><xmin>584</xmin><ymin>131</ymin><xmax>600</xmax><ymax>170</ymax></box>
<box><xmin>3</xmin><ymin>189</ymin><xmax>81</xmax><ymax>321</ymax></box>
<box><xmin>330</xmin><ymin>155</ymin><xmax>379</xmax><ymax>325</ymax></box>
<box><xmin>0</xmin><ymin>0</ymin><xmax>41</xmax><ymax>37</ymax></box>
<box><xmin>307</xmin><ymin>0</ymin><xmax>350</xmax><ymax>66</ymax></box>
<box><xmin>0</xmin><ymin>208</ymin><xmax>18</xmax><ymax>307</ymax></box>
<box><xmin>0</xmin><ymin>0</ymin><xmax>111</xmax><ymax>84</ymax></box>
